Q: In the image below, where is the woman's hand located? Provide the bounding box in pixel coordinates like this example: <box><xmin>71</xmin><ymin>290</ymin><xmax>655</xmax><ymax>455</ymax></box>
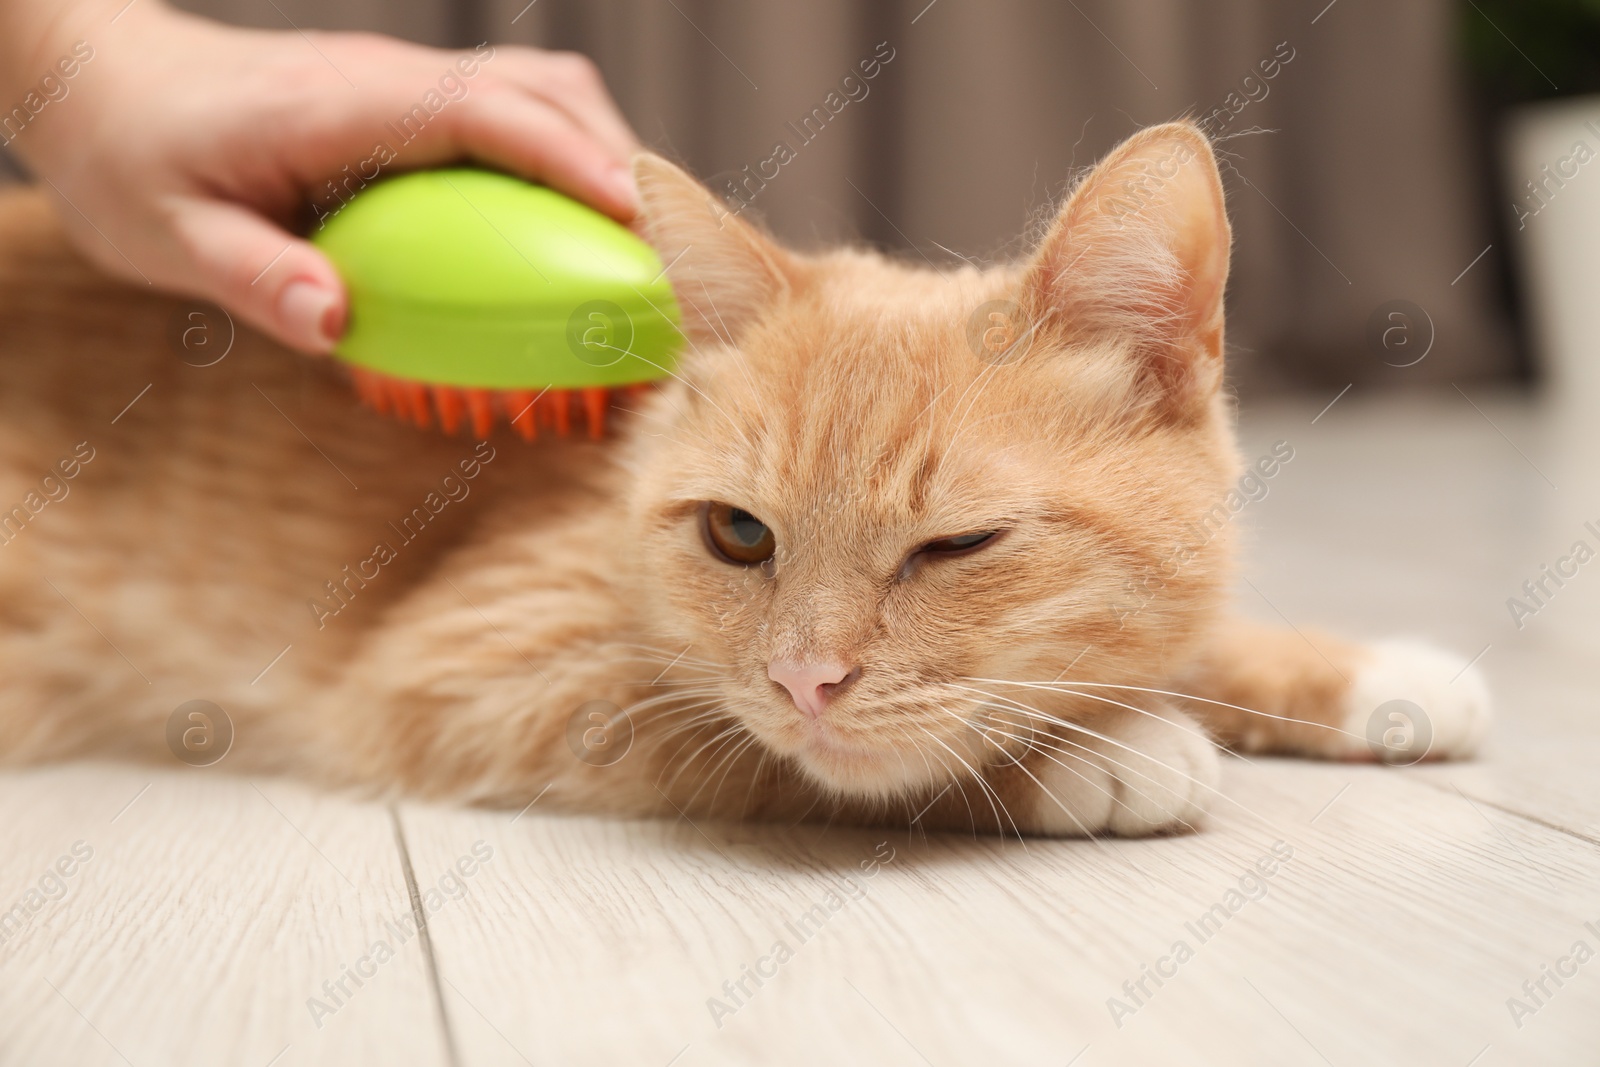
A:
<box><xmin>0</xmin><ymin>0</ymin><xmax>639</xmax><ymax>352</ymax></box>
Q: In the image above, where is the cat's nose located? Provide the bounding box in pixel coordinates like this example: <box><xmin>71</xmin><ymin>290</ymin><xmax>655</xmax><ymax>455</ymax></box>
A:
<box><xmin>768</xmin><ymin>660</ymin><xmax>859</xmax><ymax>718</ymax></box>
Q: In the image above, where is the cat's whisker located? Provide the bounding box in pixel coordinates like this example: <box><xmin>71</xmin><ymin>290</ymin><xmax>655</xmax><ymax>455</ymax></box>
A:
<box><xmin>974</xmin><ymin>678</ymin><xmax>1372</xmax><ymax>840</ymax></box>
<box><xmin>619</xmin><ymin>304</ymin><xmax>763</xmax><ymax>457</ymax></box>
<box><xmin>613</xmin><ymin>363</ymin><xmax>746</xmax><ymax>458</ymax></box>
<box><xmin>594</xmin><ymin>654</ymin><xmax>732</xmax><ymax>687</ymax></box>
<box><xmin>915</xmin><ymin>725</ymin><xmax>1023</xmax><ymax>841</ymax></box>
<box><xmin>968</xmin><ymin>733</ymin><xmax>1111</xmax><ymax>844</ymax></box>
<box><xmin>961</xmin><ymin>676</ymin><xmax>1252</xmax><ymax>766</ymax></box>
<box><xmin>947</xmin><ymin>405</ymin><xmax>1045</xmax><ymax>443</ymax></box>
<box><xmin>623</xmin><ymin>681</ymin><xmax>726</xmax><ymax>702</ymax></box>
<box><xmin>643</xmin><ymin>700</ymin><xmax>736</xmax><ymax>750</ymax></box>
<box><xmin>618</xmin><ymin>687</ymin><xmax>727</xmax><ymax>721</ymax></box>
<box><xmin>909</xmin><ymin>379</ymin><xmax>956</xmax><ymax>428</ymax></box>
<box><xmin>740</xmin><ymin>749</ymin><xmax>770</xmax><ymax>819</ymax></box>
<box><xmin>920</xmin><ymin>750</ymin><xmax>962</xmax><ymax>827</ymax></box>
<box><xmin>650</xmin><ymin>720</ymin><xmax>739</xmax><ymax>781</ymax></box>
<box><xmin>966</xmin><ymin>676</ymin><xmax>1367</xmax><ymax>743</ymax></box>
<box><xmin>651</xmin><ymin>711</ymin><xmax>733</xmax><ymax>744</ymax></box>
<box><xmin>651</xmin><ymin>706</ymin><xmax>736</xmax><ymax>747</ymax></box>
<box><xmin>953</xmin><ymin>710</ymin><xmax>1182</xmax><ymax>851</ymax></box>
<box><xmin>956</xmin><ymin>684</ymin><xmax>1226</xmax><ymax>794</ymax></box>
<box><xmin>593</xmin><ymin>650</ymin><xmax>725</xmax><ymax>674</ymax></box>
<box><xmin>702</xmin><ymin>730</ymin><xmax>762</xmax><ymax>816</ymax></box>
<box><xmin>788</xmin><ymin>780</ymin><xmax>830</xmax><ymax>830</ymax></box>
<box><xmin>954</xmin><ymin>679</ymin><xmax>1239</xmax><ymax>762</ymax></box>
<box><xmin>643</xmin><ymin>700</ymin><xmax>732</xmax><ymax>726</ymax></box>
<box><xmin>615</xmin><ymin>676</ymin><xmax>726</xmax><ymax>694</ymax></box>
<box><xmin>693</xmin><ymin>279</ymin><xmax>772</xmax><ymax>423</ymax></box>
<box><xmin>898</xmin><ymin>739</ymin><xmax>939</xmax><ymax>840</ymax></box>
<box><xmin>962</xmin><ymin>709</ymin><xmax>1147</xmax><ymax>809</ymax></box>
<box><xmin>618</xmin><ymin>674</ymin><xmax>735</xmax><ymax>691</ymax></box>
<box><xmin>948</xmin><ymin>399</ymin><xmax>1045</xmax><ymax>460</ymax></box>
<box><xmin>1051</xmin><ymin>686</ymin><xmax>1266</xmax><ymax>769</ymax></box>
<box><xmin>913</xmin><ymin>740</ymin><xmax>976</xmax><ymax>837</ymax></box>
<box><xmin>659</xmin><ymin>720</ymin><xmax>747</xmax><ymax>800</ymax></box>
<box><xmin>658</xmin><ymin>728</ymin><xmax>737</xmax><ymax>802</ymax></box>
<box><xmin>615</xmin><ymin>663</ymin><xmax>734</xmax><ymax>685</ymax></box>
<box><xmin>960</xmin><ymin>710</ymin><xmax>1209</xmax><ymax>839</ymax></box>
<box><xmin>600</xmin><ymin>641</ymin><xmax>729</xmax><ymax>671</ymax></box>
<box><xmin>943</xmin><ymin>354</ymin><xmax>1007</xmax><ymax>447</ymax></box>
<box><xmin>971</xmin><ymin>715</ymin><xmax>1281</xmax><ymax>866</ymax></box>
<box><xmin>889</xmin><ymin>744</ymin><xmax>916</xmax><ymax>804</ymax></box>
<box><xmin>642</xmin><ymin>695</ymin><xmax>730</xmax><ymax>718</ymax></box>
<box><xmin>624</xmin><ymin>693</ymin><xmax>731</xmax><ymax>721</ymax></box>
<box><xmin>694</xmin><ymin>278</ymin><xmax>737</xmax><ymax>349</ymax></box>
<box><xmin>684</xmin><ymin>725</ymin><xmax>757</xmax><ymax>814</ymax></box>
<box><xmin>993</xmin><ymin>717</ymin><xmax>1275</xmax><ymax>845</ymax></box>
<box><xmin>953</xmin><ymin>685</ymin><xmax>1286</xmax><ymax>834</ymax></box>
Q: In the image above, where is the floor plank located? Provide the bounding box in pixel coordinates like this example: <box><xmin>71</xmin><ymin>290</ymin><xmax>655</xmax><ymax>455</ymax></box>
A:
<box><xmin>401</xmin><ymin>754</ymin><xmax>1600</xmax><ymax>1066</ymax></box>
<box><xmin>0</xmin><ymin>764</ymin><xmax>446</xmax><ymax>1067</ymax></box>
<box><xmin>1398</xmin><ymin>642</ymin><xmax>1600</xmax><ymax>843</ymax></box>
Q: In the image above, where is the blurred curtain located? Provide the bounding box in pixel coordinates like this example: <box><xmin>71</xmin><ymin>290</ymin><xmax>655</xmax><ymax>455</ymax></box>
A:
<box><xmin>28</xmin><ymin>0</ymin><xmax>1519</xmax><ymax>389</ymax></box>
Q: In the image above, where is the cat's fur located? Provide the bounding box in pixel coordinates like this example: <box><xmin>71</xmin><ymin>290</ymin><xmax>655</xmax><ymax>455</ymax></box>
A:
<box><xmin>0</xmin><ymin>123</ymin><xmax>1489</xmax><ymax>836</ymax></box>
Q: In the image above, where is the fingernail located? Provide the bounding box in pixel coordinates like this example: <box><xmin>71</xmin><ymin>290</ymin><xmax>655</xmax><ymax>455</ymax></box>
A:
<box><xmin>279</xmin><ymin>281</ymin><xmax>342</xmax><ymax>351</ymax></box>
<box><xmin>606</xmin><ymin>165</ymin><xmax>639</xmax><ymax>214</ymax></box>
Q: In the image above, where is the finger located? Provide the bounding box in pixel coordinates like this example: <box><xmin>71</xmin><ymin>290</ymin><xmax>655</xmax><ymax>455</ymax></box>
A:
<box><xmin>493</xmin><ymin>50</ymin><xmax>639</xmax><ymax>162</ymax></box>
<box><xmin>445</xmin><ymin>87</ymin><xmax>639</xmax><ymax>220</ymax></box>
<box><xmin>166</xmin><ymin>198</ymin><xmax>346</xmax><ymax>354</ymax></box>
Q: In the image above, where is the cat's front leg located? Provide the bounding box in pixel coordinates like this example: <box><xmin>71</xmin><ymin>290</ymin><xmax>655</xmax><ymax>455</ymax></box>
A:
<box><xmin>1178</xmin><ymin>617</ymin><xmax>1490</xmax><ymax>764</ymax></box>
<box><xmin>999</xmin><ymin>703</ymin><xmax>1220</xmax><ymax>838</ymax></box>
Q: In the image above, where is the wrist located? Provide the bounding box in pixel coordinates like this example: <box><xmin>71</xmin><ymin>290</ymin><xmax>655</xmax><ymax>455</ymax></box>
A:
<box><xmin>0</xmin><ymin>0</ymin><xmax>180</xmax><ymax>167</ymax></box>
<box><xmin>5</xmin><ymin>1</ymin><xmax>100</xmax><ymax>84</ymax></box>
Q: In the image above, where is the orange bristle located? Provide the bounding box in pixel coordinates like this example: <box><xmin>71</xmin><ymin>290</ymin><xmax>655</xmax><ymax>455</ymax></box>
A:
<box><xmin>463</xmin><ymin>389</ymin><xmax>495</xmax><ymax>440</ymax></box>
<box><xmin>385</xmin><ymin>379</ymin><xmax>413</xmax><ymax>425</ymax></box>
<box><xmin>503</xmin><ymin>390</ymin><xmax>538</xmax><ymax>441</ymax></box>
<box><xmin>552</xmin><ymin>391</ymin><xmax>571</xmax><ymax>437</ymax></box>
<box><xmin>582</xmin><ymin>387</ymin><xmax>607</xmax><ymax>441</ymax></box>
<box><xmin>404</xmin><ymin>382</ymin><xmax>433</xmax><ymax>429</ymax></box>
<box><xmin>432</xmin><ymin>385</ymin><xmax>464</xmax><ymax>435</ymax></box>
<box><xmin>386</xmin><ymin>378</ymin><xmax>411</xmax><ymax>421</ymax></box>
<box><xmin>352</xmin><ymin>369</ymin><xmax>388</xmax><ymax>415</ymax></box>
<box><xmin>346</xmin><ymin>367</ymin><xmax>645</xmax><ymax>442</ymax></box>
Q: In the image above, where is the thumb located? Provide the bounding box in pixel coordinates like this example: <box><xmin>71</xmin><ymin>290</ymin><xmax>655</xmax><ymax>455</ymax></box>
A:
<box><xmin>167</xmin><ymin>198</ymin><xmax>346</xmax><ymax>354</ymax></box>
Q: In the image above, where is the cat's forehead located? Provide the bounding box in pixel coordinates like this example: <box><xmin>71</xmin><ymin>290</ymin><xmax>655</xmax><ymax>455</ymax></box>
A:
<box><xmin>738</xmin><ymin>409</ymin><xmax>1019</xmax><ymax>546</ymax></box>
<box><xmin>665</xmin><ymin>254</ymin><xmax>1047</xmax><ymax>526</ymax></box>
<box><xmin>703</xmin><ymin>360</ymin><xmax>1032</xmax><ymax>530</ymax></box>
<box><xmin>752</xmin><ymin>258</ymin><xmax>1004</xmax><ymax>387</ymax></box>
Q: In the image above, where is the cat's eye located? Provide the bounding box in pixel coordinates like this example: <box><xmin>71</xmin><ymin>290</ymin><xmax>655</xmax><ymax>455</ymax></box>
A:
<box><xmin>919</xmin><ymin>530</ymin><xmax>1001</xmax><ymax>557</ymax></box>
<box><xmin>702</xmin><ymin>502</ymin><xmax>776</xmax><ymax>565</ymax></box>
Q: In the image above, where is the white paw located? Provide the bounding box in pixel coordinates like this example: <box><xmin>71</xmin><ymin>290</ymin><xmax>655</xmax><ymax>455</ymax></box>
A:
<box><xmin>1339</xmin><ymin>640</ymin><xmax>1491</xmax><ymax>763</ymax></box>
<box><xmin>1029</xmin><ymin>705</ymin><xmax>1220</xmax><ymax>837</ymax></box>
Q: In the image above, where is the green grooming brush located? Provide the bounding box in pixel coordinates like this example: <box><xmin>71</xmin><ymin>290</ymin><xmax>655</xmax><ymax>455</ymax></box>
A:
<box><xmin>311</xmin><ymin>167</ymin><xmax>681</xmax><ymax>440</ymax></box>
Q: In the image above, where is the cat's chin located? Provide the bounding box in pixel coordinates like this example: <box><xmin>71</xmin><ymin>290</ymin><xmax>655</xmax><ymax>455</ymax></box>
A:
<box><xmin>786</xmin><ymin>733</ymin><xmax>940</xmax><ymax>799</ymax></box>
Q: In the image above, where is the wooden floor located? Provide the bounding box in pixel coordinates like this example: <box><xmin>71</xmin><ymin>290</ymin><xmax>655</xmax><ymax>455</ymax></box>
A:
<box><xmin>2</xmin><ymin>388</ymin><xmax>1597</xmax><ymax>1066</ymax></box>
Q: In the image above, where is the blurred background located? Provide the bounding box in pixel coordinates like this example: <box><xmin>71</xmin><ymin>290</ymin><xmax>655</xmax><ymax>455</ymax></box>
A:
<box><xmin>6</xmin><ymin>0</ymin><xmax>1599</xmax><ymax>398</ymax></box>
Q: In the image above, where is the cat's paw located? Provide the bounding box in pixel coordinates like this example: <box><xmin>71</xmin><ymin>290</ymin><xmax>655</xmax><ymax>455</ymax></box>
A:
<box><xmin>1027</xmin><ymin>705</ymin><xmax>1220</xmax><ymax>837</ymax></box>
<box><xmin>1338</xmin><ymin>639</ymin><xmax>1491</xmax><ymax>763</ymax></box>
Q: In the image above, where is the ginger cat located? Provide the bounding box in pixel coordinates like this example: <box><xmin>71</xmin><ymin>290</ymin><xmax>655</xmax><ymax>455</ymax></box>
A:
<box><xmin>0</xmin><ymin>123</ymin><xmax>1488</xmax><ymax>836</ymax></box>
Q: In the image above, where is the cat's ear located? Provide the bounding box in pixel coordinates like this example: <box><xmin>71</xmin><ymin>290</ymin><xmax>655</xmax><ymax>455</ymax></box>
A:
<box><xmin>632</xmin><ymin>153</ymin><xmax>803</xmax><ymax>345</ymax></box>
<box><xmin>1020</xmin><ymin>122</ymin><xmax>1231</xmax><ymax>414</ymax></box>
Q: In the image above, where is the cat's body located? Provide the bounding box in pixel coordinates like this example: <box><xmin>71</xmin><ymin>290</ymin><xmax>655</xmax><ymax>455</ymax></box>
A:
<box><xmin>0</xmin><ymin>124</ymin><xmax>1489</xmax><ymax>836</ymax></box>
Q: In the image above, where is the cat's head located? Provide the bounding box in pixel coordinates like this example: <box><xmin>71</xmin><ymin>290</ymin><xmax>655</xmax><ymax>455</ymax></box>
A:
<box><xmin>626</xmin><ymin>123</ymin><xmax>1241</xmax><ymax>801</ymax></box>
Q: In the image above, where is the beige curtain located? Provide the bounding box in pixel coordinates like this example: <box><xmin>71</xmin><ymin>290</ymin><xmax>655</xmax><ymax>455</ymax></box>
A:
<box><xmin>15</xmin><ymin>0</ymin><xmax>1517</xmax><ymax>389</ymax></box>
